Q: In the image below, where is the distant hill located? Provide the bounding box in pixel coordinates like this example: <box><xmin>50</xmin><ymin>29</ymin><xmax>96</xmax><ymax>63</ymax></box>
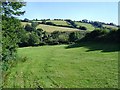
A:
<box><xmin>21</xmin><ymin>22</ymin><xmax>80</xmax><ymax>32</ymax></box>
<box><xmin>21</xmin><ymin>19</ymin><xmax>118</xmax><ymax>32</ymax></box>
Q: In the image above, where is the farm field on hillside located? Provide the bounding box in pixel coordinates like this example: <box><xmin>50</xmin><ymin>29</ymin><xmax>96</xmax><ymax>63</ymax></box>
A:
<box><xmin>21</xmin><ymin>22</ymin><xmax>80</xmax><ymax>32</ymax></box>
<box><xmin>46</xmin><ymin>20</ymin><xmax>71</xmax><ymax>26</ymax></box>
<box><xmin>36</xmin><ymin>24</ymin><xmax>80</xmax><ymax>32</ymax></box>
<box><xmin>75</xmin><ymin>22</ymin><xmax>95</xmax><ymax>31</ymax></box>
<box><xmin>21</xmin><ymin>22</ymin><xmax>31</xmax><ymax>27</ymax></box>
<box><xmin>103</xmin><ymin>25</ymin><xmax>118</xmax><ymax>30</ymax></box>
<box><xmin>3</xmin><ymin>43</ymin><xmax>118</xmax><ymax>88</ymax></box>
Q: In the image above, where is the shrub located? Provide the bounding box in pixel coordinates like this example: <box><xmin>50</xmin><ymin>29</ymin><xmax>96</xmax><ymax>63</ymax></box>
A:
<box><xmin>78</xmin><ymin>26</ymin><xmax>87</xmax><ymax>30</ymax></box>
<box><xmin>31</xmin><ymin>22</ymin><xmax>38</xmax><ymax>28</ymax></box>
<box><xmin>23</xmin><ymin>18</ymin><xmax>29</xmax><ymax>22</ymax></box>
<box><xmin>46</xmin><ymin>37</ymin><xmax>59</xmax><ymax>45</ymax></box>
<box><xmin>24</xmin><ymin>24</ymin><xmax>34</xmax><ymax>32</ymax></box>
<box><xmin>65</xmin><ymin>19</ymin><xmax>77</xmax><ymax>28</ymax></box>
<box><xmin>46</xmin><ymin>22</ymin><xmax>55</xmax><ymax>25</ymax></box>
<box><xmin>69</xmin><ymin>31</ymin><xmax>83</xmax><ymax>42</ymax></box>
<box><xmin>90</xmin><ymin>21</ymin><xmax>102</xmax><ymax>28</ymax></box>
<box><xmin>41</xmin><ymin>21</ymin><xmax>46</xmax><ymax>24</ymax></box>
<box><xmin>18</xmin><ymin>30</ymin><xmax>30</xmax><ymax>47</ymax></box>
<box><xmin>28</xmin><ymin>32</ymin><xmax>40</xmax><ymax>46</ymax></box>
<box><xmin>104</xmin><ymin>29</ymin><xmax>120</xmax><ymax>43</ymax></box>
<box><xmin>58</xmin><ymin>34</ymin><xmax>69</xmax><ymax>43</ymax></box>
<box><xmin>80</xmin><ymin>28</ymin><xmax>120</xmax><ymax>43</ymax></box>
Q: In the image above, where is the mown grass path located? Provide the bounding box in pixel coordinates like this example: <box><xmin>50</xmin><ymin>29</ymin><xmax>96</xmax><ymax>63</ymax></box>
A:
<box><xmin>3</xmin><ymin>43</ymin><xmax>118</xmax><ymax>88</ymax></box>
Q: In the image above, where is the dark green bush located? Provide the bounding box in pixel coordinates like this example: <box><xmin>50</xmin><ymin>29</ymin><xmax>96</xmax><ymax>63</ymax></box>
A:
<box><xmin>24</xmin><ymin>24</ymin><xmax>34</xmax><ymax>32</ymax></box>
<box><xmin>80</xmin><ymin>28</ymin><xmax>119</xmax><ymax>43</ymax></box>
<box><xmin>46</xmin><ymin>22</ymin><xmax>56</xmax><ymax>26</ymax></box>
<box><xmin>28</xmin><ymin>32</ymin><xmax>40</xmax><ymax>46</ymax></box>
<box><xmin>78</xmin><ymin>26</ymin><xmax>87</xmax><ymax>30</ymax></box>
<box><xmin>69</xmin><ymin>31</ymin><xmax>84</xmax><ymax>42</ymax></box>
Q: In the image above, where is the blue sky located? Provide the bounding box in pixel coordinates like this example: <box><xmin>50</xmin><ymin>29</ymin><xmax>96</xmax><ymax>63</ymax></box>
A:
<box><xmin>18</xmin><ymin>2</ymin><xmax>118</xmax><ymax>24</ymax></box>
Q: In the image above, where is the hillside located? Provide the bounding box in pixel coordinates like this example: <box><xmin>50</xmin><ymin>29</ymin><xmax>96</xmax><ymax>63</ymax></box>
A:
<box><xmin>21</xmin><ymin>20</ymin><xmax>118</xmax><ymax>33</ymax></box>
<box><xmin>46</xmin><ymin>20</ymin><xmax>71</xmax><ymax>26</ymax></box>
<box><xmin>36</xmin><ymin>24</ymin><xmax>79</xmax><ymax>32</ymax></box>
<box><xmin>75</xmin><ymin>22</ymin><xmax>95</xmax><ymax>31</ymax></box>
<box><xmin>103</xmin><ymin>25</ymin><xmax>118</xmax><ymax>30</ymax></box>
<box><xmin>21</xmin><ymin>22</ymin><xmax>80</xmax><ymax>32</ymax></box>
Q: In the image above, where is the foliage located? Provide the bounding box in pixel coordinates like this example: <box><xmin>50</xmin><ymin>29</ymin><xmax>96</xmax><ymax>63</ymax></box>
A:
<box><xmin>2</xmin><ymin>16</ymin><xmax>23</xmax><ymax>61</ymax></box>
<box><xmin>69</xmin><ymin>31</ymin><xmax>84</xmax><ymax>42</ymax></box>
<box><xmin>104</xmin><ymin>28</ymin><xmax>120</xmax><ymax>43</ymax></box>
<box><xmin>65</xmin><ymin>19</ymin><xmax>77</xmax><ymax>28</ymax></box>
<box><xmin>19</xmin><ymin>24</ymin><xmax>44</xmax><ymax>47</ymax></box>
<box><xmin>78</xmin><ymin>26</ymin><xmax>87</xmax><ymax>30</ymax></box>
<box><xmin>58</xmin><ymin>33</ymin><xmax>69</xmax><ymax>43</ymax></box>
<box><xmin>90</xmin><ymin>21</ymin><xmax>102</xmax><ymax>28</ymax></box>
<box><xmin>24</xmin><ymin>24</ymin><xmax>34</xmax><ymax>32</ymax></box>
<box><xmin>41</xmin><ymin>20</ymin><xmax>46</xmax><ymax>24</ymax></box>
<box><xmin>18</xmin><ymin>30</ymin><xmax>30</xmax><ymax>47</ymax></box>
<box><xmin>46</xmin><ymin>22</ymin><xmax>55</xmax><ymax>26</ymax></box>
<box><xmin>2</xmin><ymin>1</ymin><xmax>25</xmax><ymax>62</ymax></box>
<box><xmin>28</xmin><ymin>32</ymin><xmax>40</xmax><ymax>46</ymax></box>
<box><xmin>82</xmin><ymin>19</ymin><xmax>88</xmax><ymax>23</ymax></box>
<box><xmin>31</xmin><ymin>22</ymin><xmax>38</xmax><ymax>28</ymax></box>
<box><xmin>1</xmin><ymin>2</ymin><xmax>25</xmax><ymax>17</ymax></box>
<box><xmin>80</xmin><ymin>28</ymin><xmax>119</xmax><ymax>43</ymax></box>
<box><xmin>21</xmin><ymin>21</ymin><xmax>119</xmax><ymax>47</ymax></box>
<box><xmin>22</xmin><ymin>18</ymin><xmax>29</xmax><ymax>22</ymax></box>
<box><xmin>1</xmin><ymin>2</ymin><xmax>26</xmax><ymax>80</ymax></box>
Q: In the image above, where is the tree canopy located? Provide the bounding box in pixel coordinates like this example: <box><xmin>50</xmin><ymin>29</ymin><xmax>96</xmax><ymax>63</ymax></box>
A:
<box><xmin>2</xmin><ymin>1</ymin><xmax>26</xmax><ymax>61</ymax></box>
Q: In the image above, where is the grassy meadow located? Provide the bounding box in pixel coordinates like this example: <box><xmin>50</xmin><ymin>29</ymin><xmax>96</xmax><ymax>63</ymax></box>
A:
<box><xmin>21</xmin><ymin>22</ymin><xmax>80</xmax><ymax>32</ymax></box>
<box><xmin>75</xmin><ymin>22</ymin><xmax>95</xmax><ymax>31</ymax></box>
<box><xmin>36</xmin><ymin>24</ymin><xmax>79</xmax><ymax>32</ymax></box>
<box><xmin>3</xmin><ymin>43</ymin><xmax>118</xmax><ymax>88</ymax></box>
<box><xmin>46</xmin><ymin>20</ymin><xmax>71</xmax><ymax>26</ymax></box>
<box><xmin>21</xmin><ymin>22</ymin><xmax>31</xmax><ymax>27</ymax></box>
<box><xmin>103</xmin><ymin>25</ymin><xmax>118</xmax><ymax>30</ymax></box>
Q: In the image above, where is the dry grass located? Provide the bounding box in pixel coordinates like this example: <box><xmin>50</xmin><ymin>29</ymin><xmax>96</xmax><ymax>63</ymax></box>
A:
<box><xmin>37</xmin><ymin>24</ymin><xmax>80</xmax><ymax>32</ymax></box>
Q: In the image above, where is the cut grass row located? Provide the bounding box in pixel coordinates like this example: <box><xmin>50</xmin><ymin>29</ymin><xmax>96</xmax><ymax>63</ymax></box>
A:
<box><xmin>36</xmin><ymin>24</ymin><xmax>79</xmax><ymax>32</ymax></box>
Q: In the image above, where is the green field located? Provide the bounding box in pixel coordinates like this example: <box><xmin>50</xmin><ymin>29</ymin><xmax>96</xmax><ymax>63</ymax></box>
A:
<box><xmin>103</xmin><ymin>25</ymin><xmax>118</xmax><ymax>30</ymax></box>
<box><xmin>21</xmin><ymin>22</ymin><xmax>80</xmax><ymax>32</ymax></box>
<box><xmin>36</xmin><ymin>24</ymin><xmax>79</xmax><ymax>32</ymax></box>
<box><xmin>46</xmin><ymin>20</ymin><xmax>71</xmax><ymax>26</ymax></box>
<box><xmin>3</xmin><ymin>43</ymin><xmax>118</xmax><ymax>88</ymax></box>
<box><xmin>75</xmin><ymin>22</ymin><xmax>95</xmax><ymax>31</ymax></box>
<box><xmin>21</xmin><ymin>22</ymin><xmax>31</xmax><ymax>27</ymax></box>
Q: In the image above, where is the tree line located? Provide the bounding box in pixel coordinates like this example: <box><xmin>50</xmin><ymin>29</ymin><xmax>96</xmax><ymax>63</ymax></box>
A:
<box><xmin>19</xmin><ymin>22</ymin><xmax>87</xmax><ymax>46</ymax></box>
<box><xmin>20</xmin><ymin>23</ymin><xmax>120</xmax><ymax>48</ymax></box>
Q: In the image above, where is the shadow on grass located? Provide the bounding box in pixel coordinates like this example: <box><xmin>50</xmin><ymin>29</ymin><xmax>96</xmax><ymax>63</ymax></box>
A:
<box><xmin>65</xmin><ymin>42</ymin><xmax>120</xmax><ymax>52</ymax></box>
